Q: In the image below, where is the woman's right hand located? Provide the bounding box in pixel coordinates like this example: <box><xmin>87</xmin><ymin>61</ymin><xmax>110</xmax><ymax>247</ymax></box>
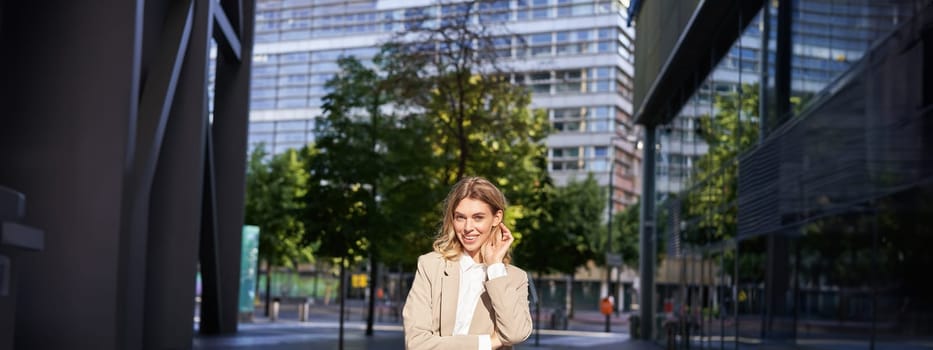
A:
<box><xmin>483</xmin><ymin>223</ymin><xmax>514</xmax><ymax>265</ymax></box>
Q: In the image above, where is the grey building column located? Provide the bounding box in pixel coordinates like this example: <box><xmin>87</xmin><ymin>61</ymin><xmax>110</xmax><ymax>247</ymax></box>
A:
<box><xmin>638</xmin><ymin>125</ymin><xmax>657</xmax><ymax>340</ymax></box>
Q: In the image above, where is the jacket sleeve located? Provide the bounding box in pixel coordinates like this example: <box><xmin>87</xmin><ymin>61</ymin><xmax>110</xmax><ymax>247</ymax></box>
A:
<box><xmin>403</xmin><ymin>255</ymin><xmax>482</xmax><ymax>350</ymax></box>
<box><xmin>484</xmin><ymin>267</ymin><xmax>533</xmax><ymax>345</ymax></box>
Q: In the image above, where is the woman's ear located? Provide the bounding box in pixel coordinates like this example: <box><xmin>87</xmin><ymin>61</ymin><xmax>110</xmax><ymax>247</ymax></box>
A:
<box><xmin>493</xmin><ymin>209</ymin><xmax>504</xmax><ymax>226</ymax></box>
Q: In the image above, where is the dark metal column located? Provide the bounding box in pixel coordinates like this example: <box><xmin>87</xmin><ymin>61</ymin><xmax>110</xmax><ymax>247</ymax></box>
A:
<box><xmin>763</xmin><ymin>0</ymin><xmax>793</xmax><ymax>341</ymax></box>
<box><xmin>638</xmin><ymin>125</ymin><xmax>657</xmax><ymax>340</ymax></box>
<box><xmin>759</xmin><ymin>2</ymin><xmax>771</xmax><ymax>140</ymax></box>
<box><xmin>202</xmin><ymin>0</ymin><xmax>255</xmax><ymax>334</ymax></box>
<box><xmin>775</xmin><ymin>0</ymin><xmax>793</xmax><ymax>121</ymax></box>
<box><xmin>117</xmin><ymin>0</ymin><xmax>195</xmax><ymax>347</ymax></box>
<box><xmin>143</xmin><ymin>0</ymin><xmax>212</xmax><ymax>347</ymax></box>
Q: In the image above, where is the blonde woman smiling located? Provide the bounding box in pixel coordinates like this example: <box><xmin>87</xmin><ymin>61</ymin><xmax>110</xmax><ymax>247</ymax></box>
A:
<box><xmin>403</xmin><ymin>177</ymin><xmax>533</xmax><ymax>350</ymax></box>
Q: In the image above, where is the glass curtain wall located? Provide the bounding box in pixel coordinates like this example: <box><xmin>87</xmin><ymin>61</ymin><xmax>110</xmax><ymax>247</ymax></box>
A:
<box><xmin>655</xmin><ymin>0</ymin><xmax>932</xmax><ymax>348</ymax></box>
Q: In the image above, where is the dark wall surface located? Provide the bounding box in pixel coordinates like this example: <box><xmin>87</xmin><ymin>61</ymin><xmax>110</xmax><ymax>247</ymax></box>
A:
<box><xmin>0</xmin><ymin>1</ymin><xmax>140</xmax><ymax>349</ymax></box>
<box><xmin>0</xmin><ymin>0</ymin><xmax>253</xmax><ymax>348</ymax></box>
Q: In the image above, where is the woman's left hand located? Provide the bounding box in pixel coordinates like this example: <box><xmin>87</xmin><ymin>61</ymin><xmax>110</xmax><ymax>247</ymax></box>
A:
<box><xmin>484</xmin><ymin>223</ymin><xmax>514</xmax><ymax>264</ymax></box>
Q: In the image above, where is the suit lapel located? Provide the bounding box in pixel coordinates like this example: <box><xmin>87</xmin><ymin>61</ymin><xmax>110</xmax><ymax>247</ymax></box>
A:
<box><xmin>440</xmin><ymin>258</ymin><xmax>459</xmax><ymax>336</ymax></box>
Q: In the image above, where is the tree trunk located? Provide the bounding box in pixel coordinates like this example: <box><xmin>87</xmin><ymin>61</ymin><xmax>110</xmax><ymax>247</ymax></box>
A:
<box><xmin>254</xmin><ymin>257</ymin><xmax>261</xmax><ymax>314</ymax></box>
<box><xmin>339</xmin><ymin>256</ymin><xmax>347</xmax><ymax>350</ymax></box>
<box><xmin>264</xmin><ymin>262</ymin><xmax>272</xmax><ymax>317</ymax></box>
<box><xmin>566</xmin><ymin>274</ymin><xmax>574</xmax><ymax>319</ymax></box>
<box><xmin>312</xmin><ymin>260</ymin><xmax>320</xmax><ymax>303</ymax></box>
<box><xmin>365</xmin><ymin>257</ymin><xmax>380</xmax><ymax>335</ymax></box>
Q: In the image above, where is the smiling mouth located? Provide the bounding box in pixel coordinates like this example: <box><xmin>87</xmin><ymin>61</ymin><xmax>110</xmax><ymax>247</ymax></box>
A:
<box><xmin>462</xmin><ymin>234</ymin><xmax>479</xmax><ymax>242</ymax></box>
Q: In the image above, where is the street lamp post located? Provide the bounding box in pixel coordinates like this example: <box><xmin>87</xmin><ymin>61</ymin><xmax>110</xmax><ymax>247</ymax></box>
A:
<box><xmin>604</xmin><ymin>135</ymin><xmax>626</xmax><ymax>333</ymax></box>
<box><xmin>605</xmin><ymin>135</ymin><xmax>640</xmax><ymax>333</ymax></box>
<box><xmin>605</xmin><ymin>153</ymin><xmax>614</xmax><ymax>333</ymax></box>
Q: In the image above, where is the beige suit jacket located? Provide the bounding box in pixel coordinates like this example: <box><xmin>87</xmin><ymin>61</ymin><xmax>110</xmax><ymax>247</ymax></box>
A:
<box><xmin>403</xmin><ymin>252</ymin><xmax>533</xmax><ymax>350</ymax></box>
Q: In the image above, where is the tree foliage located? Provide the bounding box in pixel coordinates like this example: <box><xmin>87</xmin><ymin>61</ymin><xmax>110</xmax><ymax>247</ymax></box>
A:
<box><xmin>515</xmin><ymin>175</ymin><xmax>603</xmax><ymax>275</ymax></box>
<box><xmin>303</xmin><ymin>56</ymin><xmax>390</xmax><ymax>261</ymax></box>
<box><xmin>250</xmin><ymin>1</ymin><xmax>559</xmax><ymax>273</ymax></box>
<box><xmin>243</xmin><ymin>144</ymin><xmax>313</xmax><ymax>268</ymax></box>
<box><xmin>610</xmin><ymin>201</ymin><xmax>641</xmax><ymax>268</ymax></box>
<box><xmin>376</xmin><ymin>4</ymin><xmax>550</xmax><ymax>250</ymax></box>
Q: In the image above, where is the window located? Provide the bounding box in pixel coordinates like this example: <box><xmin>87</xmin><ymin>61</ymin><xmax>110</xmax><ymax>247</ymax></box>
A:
<box><xmin>552</xmin><ymin>147</ymin><xmax>580</xmax><ymax>158</ymax></box>
<box><xmin>594</xmin><ymin>146</ymin><xmax>608</xmax><ymax>157</ymax></box>
<box><xmin>250</xmin><ymin>122</ymin><xmax>275</xmax><ymax>133</ymax></box>
<box><xmin>530</xmin><ymin>72</ymin><xmax>551</xmax><ymax>82</ymax></box>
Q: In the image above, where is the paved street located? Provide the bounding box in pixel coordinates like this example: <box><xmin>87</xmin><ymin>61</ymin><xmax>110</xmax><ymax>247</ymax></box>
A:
<box><xmin>193</xmin><ymin>300</ymin><xmax>655</xmax><ymax>350</ymax></box>
<box><xmin>193</xmin><ymin>321</ymin><xmax>657</xmax><ymax>350</ymax></box>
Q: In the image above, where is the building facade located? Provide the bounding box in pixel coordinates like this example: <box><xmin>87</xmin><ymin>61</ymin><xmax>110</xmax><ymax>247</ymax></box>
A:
<box><xmin>655</xmin><ymin>1</ymin><xmax>907</xmax><ymax>196</ymax></box>
<box><xmin>245</xmin><ymin>0</ymin><xmax>640</xmax><ymax>211</ymax></box>
<box><xmin>633</xmin><ymin>0</ymin><xmax>933</xmax><ymax>347</ymax></box>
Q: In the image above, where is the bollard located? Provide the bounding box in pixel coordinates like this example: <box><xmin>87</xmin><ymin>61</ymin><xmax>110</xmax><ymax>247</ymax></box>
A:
<box><xmin>271</xmin><ymin>297</ymin><xmax>280</xmax><ymax>322</ymax></box>
<box><xmin>297</xmin><ymin>300</ymin><xmax>305</xmax><ymax>322</ymax></box>
<box><xmin>629</xmin><ymin>314</ymin><xmax>641</xmax><ymax>338</ymax></box>
<box><xmin>299</xmin><ymin>298</ymin><xmax>310</xmax><ymax>322</ymax></box>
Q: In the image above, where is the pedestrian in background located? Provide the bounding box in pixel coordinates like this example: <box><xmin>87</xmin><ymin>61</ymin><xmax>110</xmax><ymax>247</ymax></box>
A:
<box><xmin>403</xmin><ymin>176</ymin><xmax>533</xmax><ymax>349</ymax></box>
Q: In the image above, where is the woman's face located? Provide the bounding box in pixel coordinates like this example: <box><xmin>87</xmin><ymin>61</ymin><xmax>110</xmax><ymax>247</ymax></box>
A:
<box><xmin>453</xmin><ymin>197</ymin><xmax>501</xmax><ymax>260</ymax></box>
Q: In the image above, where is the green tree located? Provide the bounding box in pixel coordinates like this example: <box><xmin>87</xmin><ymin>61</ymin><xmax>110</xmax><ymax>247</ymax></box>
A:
<box><xmin>304</xmin><ymin>54</ymin><xmax>449</xmax><ymax>335</ymax></box>
<box><xmin>304</xmin><ymin>57</ymin><xmax>384</xmax><ymax>259</ymax></box>
<box><xmin>303</xmin><ymin>56</ymin><xmax>391</xmax><ymax>337</ymax></box>
<box><xmin>305</xmin><ymin>2</ymin><xmax>554</xmax><ymax>329</ymax></box>
<box><xmin>379</xmin><ymin>2</ymin><xmax>550</xmax><ymax>248</ymax></box>
<box><xmin>243</xmin><ymin>144</ymin><xmax>312</xmax><ymax>314</ymax></box>
<box><xmin>515</xmin><ymin>174</ymin><xmax>603</xmax><ymax>275</ymax></box>
<box><xmin>513</xmin><ymin>173</ymin><xmax>603</xmax><ymax>318</ymax></box>
<box><xmin>243</xmin><ymin>144</ymin><xmax>313</xmax><ymax>267</ymax></box>
<box><xmin>610</xmin><ymin>201</ymin><xmax>641</xmax><ymax>269</ymax></box>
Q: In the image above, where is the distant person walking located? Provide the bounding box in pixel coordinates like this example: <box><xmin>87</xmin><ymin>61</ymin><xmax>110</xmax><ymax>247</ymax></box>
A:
<box><xmin>403</xmin><ymin>176</ymin><xmax>533</xmax><ymax>349</ymax></box>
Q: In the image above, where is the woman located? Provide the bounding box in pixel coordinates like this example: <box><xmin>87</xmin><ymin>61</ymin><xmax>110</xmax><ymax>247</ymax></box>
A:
<box><xmin>403</xmin><ymin>176</ymin><xmax>533</xmax><ymax>350</ymax></box>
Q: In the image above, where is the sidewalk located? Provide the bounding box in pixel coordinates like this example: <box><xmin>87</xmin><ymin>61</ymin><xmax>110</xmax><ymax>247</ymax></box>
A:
<box><xmin>192</xmin><ymin>300</ymin><xmax>656</xmax><ymax>350</ymax></box>
<box><xmin>245</xmin><ymin>299</ymin><xmax>631</xmax><ymax>333</ymax></box>
<box><xmin>193</xmin><ymin>319</ymin><xmax>658</xmax><ymax>350</ymax></box>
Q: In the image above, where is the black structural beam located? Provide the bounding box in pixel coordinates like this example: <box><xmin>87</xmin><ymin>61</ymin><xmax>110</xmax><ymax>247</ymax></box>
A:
<box><xmin>198</xmin><ymin>0</ymin><xmax>254</xmax><ymax>334</ymax></box>
<box><xmin>212</xmin><ymin>0</ymin><xmax>242</xmax><ymax>62</ymax></box>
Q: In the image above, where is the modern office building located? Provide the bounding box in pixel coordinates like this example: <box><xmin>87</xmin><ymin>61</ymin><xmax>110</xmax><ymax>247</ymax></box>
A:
<box><xmin>633</xmin><ymin>0</ymin><xmax>932</xmax><ymax>348</ymax></box>
<box><xmin>655</xmin><ymin>1</ymin><xmax>907</xmax><ymax>196</ymax></box>
<box><xmin>245</xmin><ymin>0</ymin><xmax>640</xmax><ymax>212</ymax></box>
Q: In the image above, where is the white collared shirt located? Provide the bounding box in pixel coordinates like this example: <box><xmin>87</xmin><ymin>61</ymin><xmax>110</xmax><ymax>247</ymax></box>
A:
<box><xmin>453</xmin><ymin>253</ymin><xmax>507</xmax><ymax>350</ymax></box>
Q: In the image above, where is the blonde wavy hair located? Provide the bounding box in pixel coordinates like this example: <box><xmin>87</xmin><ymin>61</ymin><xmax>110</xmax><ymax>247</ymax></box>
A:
<box><xmin>432</xmin><ymin>176</ymin><xmax>511</xmax><ymax>264</ymax></box>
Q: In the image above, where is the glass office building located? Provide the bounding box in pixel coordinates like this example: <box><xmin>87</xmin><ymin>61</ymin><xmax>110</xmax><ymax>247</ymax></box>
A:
<box><xmin>633</xmin><ymin>0</ymin><xmax>932</xmax><ymax>348</ymax></box>
<box><xmin>655</xmin><ymin>1</ymin><xmax>906</xmax><ymax>196</ymax></box>
<box><xmin>244</xmin><ymin>0</ymin><xmax>640</xmax><ymax>211</ymax></box>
